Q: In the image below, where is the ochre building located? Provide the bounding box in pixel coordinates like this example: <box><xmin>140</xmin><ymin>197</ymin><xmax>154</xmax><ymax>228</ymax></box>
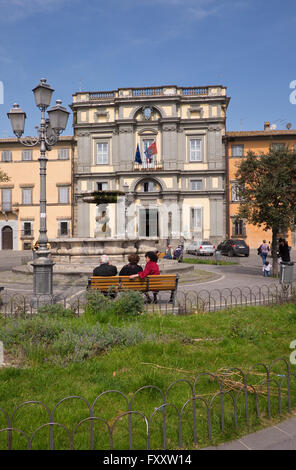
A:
<box><xmin>225</xmin><ymin>123</ymin><xmax>296</xmax><ymax>248</ymax></box>
<box><xmin>0</xmin><ymin>136</ymin><xmax>74</xmax><ymax>250</ymax></box>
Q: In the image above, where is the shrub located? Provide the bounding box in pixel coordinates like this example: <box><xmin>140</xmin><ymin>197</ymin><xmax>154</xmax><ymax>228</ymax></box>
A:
<box><xmin>112</xmin><ymin>291</ymin><xmax>144</xmax><ymax>317</ymax></box>
<box><xmin>37</xmin><ymin>303</ymin><xmax>75</xmax><ymax>318</ymax></box>
<box><xmin>85</xmin><ymin>290</ymin><xmax>145</xmax><ymax>322</ymax></box>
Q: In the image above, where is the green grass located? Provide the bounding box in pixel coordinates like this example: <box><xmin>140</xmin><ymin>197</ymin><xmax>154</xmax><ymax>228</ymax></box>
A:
<box><xmin>1</xmin><ymin>302</ymin><xmax>296</xmax><ymax>450</ymax></box>
<box><xmin>182</xmin><ymin>257</ymin><xmax>238</xmax><ymax>265</ymax></box>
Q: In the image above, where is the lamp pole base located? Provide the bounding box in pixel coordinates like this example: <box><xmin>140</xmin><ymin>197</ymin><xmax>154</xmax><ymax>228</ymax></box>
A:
<box><xmin>31</xmin><ymin>253</ymin><xmax>55</xmax><ymax>297</ymax></box>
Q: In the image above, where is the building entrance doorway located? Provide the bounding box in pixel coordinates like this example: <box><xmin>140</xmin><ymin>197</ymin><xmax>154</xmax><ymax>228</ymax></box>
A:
<box><xmin>139</xmin><ymin>208</ymin><xmax>159</xmax><ymax>237</ymax></box>
<box><xmin>2</xmin><ymin>226</ymin><xmax>13</xmax><ymax>250</ymax></box>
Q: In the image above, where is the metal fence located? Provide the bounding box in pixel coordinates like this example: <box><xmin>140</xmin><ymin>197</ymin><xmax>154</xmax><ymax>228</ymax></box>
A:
<box><xmin>0</xmin><ymin>358</ymin><xmax>295</xmax><ymax>450</ymax></box>
<box><xmin>0</xmin><ymin>282</ymin><xmax>295</xmax><ymax>318</ymax></box>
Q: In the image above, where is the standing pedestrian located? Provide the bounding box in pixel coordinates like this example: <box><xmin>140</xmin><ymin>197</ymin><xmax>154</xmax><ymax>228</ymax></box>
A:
<box><xmin>279</xmin><ymin>239</ymin><xmax>291</xmax><ymax>262</ymax></box>
<box><xmin>258</xmin><ymin>239</ymin><xmax>269</xmax><ymax>265</ymax></box>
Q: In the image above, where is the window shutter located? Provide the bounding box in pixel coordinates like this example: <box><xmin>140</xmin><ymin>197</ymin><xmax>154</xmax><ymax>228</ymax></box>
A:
<box><xmin>2</xmin><ymin>151</ymin><xmax>12</xmax><ymax>162</ymax></box>
<box><xmin>2</xmin><ymin>189</ymin><xmax>11</xmax><ymax>211</ymax></box>
<box><xmin>139</xmin><ymin>209</ymin><xmax>146</xmax><ymax>237</ymax></box>
<box><xmin>22</xmin><ymin>188</ymin><xmax>32</xmax><ymax>205</ymax></box>
<box><xmin>58</xmin><ymin>149</ymin><xmax>69</xmax><ymax>160</ymax></box>
<box><xmin>22</xmin><ymin>150</ymin><xmax>32</xmax><ymax>161</ymax></box>
<box><xmin>149</xmin><ymin>209</ymin><xmax>158</xmax><ymax>237</ymax></box>
<box><xmin>59</xmin><ymin>187</ymin><xmax>69</xmax><ymax>204</ymax></box>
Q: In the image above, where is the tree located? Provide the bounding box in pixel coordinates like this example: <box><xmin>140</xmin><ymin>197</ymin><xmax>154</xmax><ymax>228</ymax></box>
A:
<box><xmin>235</xmin><ymin>145</ymin><xmax>296</xmax><ymax>275</ymax></box>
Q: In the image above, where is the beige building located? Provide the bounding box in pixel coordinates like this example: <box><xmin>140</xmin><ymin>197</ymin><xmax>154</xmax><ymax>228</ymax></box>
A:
<box><xmin>0</xmin><ymin>136</ymin><xmax>74</xmax><ymax>250</ymax></box>
<box><xmin>71</xmin><ymin>85</ymin><xmax>230</xmax><ymax>245</ymax></box>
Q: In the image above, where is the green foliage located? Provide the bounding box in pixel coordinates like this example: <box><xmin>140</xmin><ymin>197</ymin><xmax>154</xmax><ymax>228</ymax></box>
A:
<box><xmin>112</xmin><ymin>291</ymin><xmax>145</xmax><ymax>317</ymax></box>
<box><xmin>0</xmin><ymin>308</ymin><xmax>147</xmax><ymax>365</ymax></box>
<box><xmin>85</xmin><ymin>290</ymin><xmax>144</xmax><ymax>322</ymax></box>
<box><xmin>229</xmin><ymin>321</ymin><xmax>267</xmax><ymax>344</ymax></box>
<box><xmin>37</xmin><ymin>303</ymin><xmax>75</xmax><ymax>318</ymax></box>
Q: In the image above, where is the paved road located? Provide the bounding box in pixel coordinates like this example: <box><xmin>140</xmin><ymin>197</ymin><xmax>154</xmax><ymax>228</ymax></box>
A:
<box><xmin>0</xmin><ymin>250</ymin><xmax>31</xmax><ymax>272</ymax></box>
<box><xmin>0</xmin><ymin>249</ymin><xmax>293</xmax><ymax>301</ymax></box>
<box><xmin>203</xmin><ymin>415</ymin><xmax>296</xmax><ymax>450</ymax></box>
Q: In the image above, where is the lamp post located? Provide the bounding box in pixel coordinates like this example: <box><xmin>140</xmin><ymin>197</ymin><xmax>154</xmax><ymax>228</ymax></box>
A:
<box><xmin>7</xmin><ymin>78</ymin><xmax>69</xmax><ymax>298</ymax></box>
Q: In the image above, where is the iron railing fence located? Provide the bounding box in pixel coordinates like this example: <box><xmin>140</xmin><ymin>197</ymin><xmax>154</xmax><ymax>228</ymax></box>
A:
<box><xmin>0</xmin><ymin>282</ymin><xmax>295</xmax><ymax>319</ymax></box>
<box><xmin>0</xmin><ymin>358</ymin><xmax>295</xmax><ymax>450</ymax></box>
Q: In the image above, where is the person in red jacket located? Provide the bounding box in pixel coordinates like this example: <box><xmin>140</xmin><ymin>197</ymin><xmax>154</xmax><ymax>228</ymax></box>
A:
<box><xmin>129</xmin><ymin>251</ymin><xmax>160</xmax><ymax>303</ymax></box>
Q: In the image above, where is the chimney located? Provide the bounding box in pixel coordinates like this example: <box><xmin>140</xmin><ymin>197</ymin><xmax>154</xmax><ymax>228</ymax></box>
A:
<box><xmin>264</xmin><ymin>121</ymin><xmax>270</xmax><ymax>130</ymax></box>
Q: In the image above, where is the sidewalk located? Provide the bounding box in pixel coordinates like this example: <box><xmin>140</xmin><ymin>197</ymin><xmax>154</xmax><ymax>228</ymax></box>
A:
<box><xmin>203</xmin><ymin>415</ymin><xmax>296</xmax><ymax>450</ymax></box>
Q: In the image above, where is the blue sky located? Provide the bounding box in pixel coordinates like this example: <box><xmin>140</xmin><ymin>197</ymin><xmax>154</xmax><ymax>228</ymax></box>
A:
<box><xmin>0</xmin><ymin>0</ymin><xmax>296</xmax><ymax>137</ymax></box>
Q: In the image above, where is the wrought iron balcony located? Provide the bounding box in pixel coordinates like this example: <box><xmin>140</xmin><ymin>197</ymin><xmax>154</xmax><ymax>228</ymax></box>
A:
<box><xmin>133</xmin><ymin>157</ymin><xmax>163</xmax><ymax>171</ymax></box>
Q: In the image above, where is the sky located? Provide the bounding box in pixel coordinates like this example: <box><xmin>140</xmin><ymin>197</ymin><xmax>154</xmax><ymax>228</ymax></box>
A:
<box><xmin>0</xmin><ymin>0</ymin><xmax>296</xmax><ymax>137</ymax></box>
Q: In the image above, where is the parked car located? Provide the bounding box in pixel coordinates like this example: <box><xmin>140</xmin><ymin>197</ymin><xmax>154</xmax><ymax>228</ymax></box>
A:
<box><xmin>186</xmin><ymin>240</ymin><xmax>215</xmax><ymax>256</ymax></box>
<box><xmin>216</xmin><ymin>239</ymin><xmax>249</xmax><ymax>257</ymax></box>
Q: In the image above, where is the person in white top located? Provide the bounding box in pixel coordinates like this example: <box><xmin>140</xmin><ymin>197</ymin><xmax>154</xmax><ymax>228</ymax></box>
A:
<box><xmin>262</xmin><ymin>261</ymin><xmax>272</xmax><ymax>277</ymax></box>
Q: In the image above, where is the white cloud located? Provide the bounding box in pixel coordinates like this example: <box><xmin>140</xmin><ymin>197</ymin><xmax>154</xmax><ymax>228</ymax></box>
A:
<box><xmin>0</xmin><ymin>0</ymin><xmax>75</xmax><ymax>23</ymax></box>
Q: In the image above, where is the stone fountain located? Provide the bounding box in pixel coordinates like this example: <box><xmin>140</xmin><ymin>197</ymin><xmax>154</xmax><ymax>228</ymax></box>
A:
<box><xmin>14</xmin><ymin>191</ymin><xmax>193</xmax><ymax>279</ymax></box>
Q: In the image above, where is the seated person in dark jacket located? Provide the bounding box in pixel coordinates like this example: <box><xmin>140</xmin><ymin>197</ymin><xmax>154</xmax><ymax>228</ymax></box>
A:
<box><xmin>119</xmin><ymin>254</ymin><xmax>143</xmax><ymax>276</ymax></box>
<box><xmin>93</xmin><ymin>255</ymin><xmax>117</xmax><ymax>276</ymax></box>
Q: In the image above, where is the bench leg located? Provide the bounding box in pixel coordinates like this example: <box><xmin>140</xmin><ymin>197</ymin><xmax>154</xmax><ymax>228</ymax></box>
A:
<box><xmin>169</xmin><ymin>290</ymin><xmax>175</xmax><ymax>305</ymax></box>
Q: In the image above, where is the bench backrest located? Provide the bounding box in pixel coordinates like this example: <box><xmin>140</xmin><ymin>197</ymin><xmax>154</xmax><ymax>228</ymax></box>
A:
<box><xmin>88</xmin><ymin>274</ymin><xmax>178</xmax><ymax>292</ymax></box>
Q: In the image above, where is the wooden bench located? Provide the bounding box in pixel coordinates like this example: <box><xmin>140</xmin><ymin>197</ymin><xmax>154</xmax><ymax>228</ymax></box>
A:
<box><xmin>87</xmin><ymin>274</ymin><xmax>179</xmax><ymax>304</ymax></box>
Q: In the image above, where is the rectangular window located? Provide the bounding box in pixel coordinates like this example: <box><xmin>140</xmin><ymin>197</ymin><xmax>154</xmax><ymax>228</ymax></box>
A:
<box><xmin>58</xmin><ymin>186</ymin><xmax>69</xmax><ymax>204</ymax></box>
<box><xmin>23</xmin><ymin>222</ymin><xmax>32</xmax><ymax>236</ymax></box>
<box><xmin>58</xmin><ymin>148</ymin><xmax>69</xmax><ymax>160</ymax></box>
<box><xmin>59</xmin><ymin>221</ymin><xmax>69</xmax><ymax>236</ymax></box>
<box><xmin>231</xmin><ymin>183</ymin><xmax>241</xmax><ymax>202</ymax></box>
<box><xmin>22</xmin><ymin>150</ymin><xmax>32</xmax><ymax>161</ymax></box>
<box><xmin>189</xmin><ymin>139</ymin><xmax>202</xmax><ymax>161</ymax></box>
<box><xmin>231</xmin><ymin>145</ymin><xmax>244</xmax><ymax>157</ymax></box>
<box><xmin>97</xmin><ymin>182</ymin><xmax>108</xmax><ymax>191</ymax></box>
<box><xmin>234</xmin><ymin>219</ymin><xmax>244</xmax><ymax>236</ymax></box>
<box><xmin>272</xmin><ymin>143</ymin><xmax>285</xmax><ymax>150</ymax></box>
<box><xmin>190</xmin><ymin>179</ymin><xmax>202</xmax><ymax>190</ymax></box>
<box><xmin>1</xmin><ymin>188</ymin><xmax>11</xmax><ymax>211</ymax></box>
<box><xmin>2</xmin><ymin>151</ymin><xmax>12</xmax><ymax>162</ymax></box>
<box><xmin>22</xmin><ymin>188</ymin><xmax>32</xmax><ymax>205</ymax></box>
<box><xmin>96</xmin><ymin>143</ymin><xmax>109</xmax><ymax>165</ymax></box>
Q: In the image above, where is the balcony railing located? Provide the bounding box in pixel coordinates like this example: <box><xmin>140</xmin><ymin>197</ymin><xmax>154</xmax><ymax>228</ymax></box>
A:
<box><xmin>182</xmin><ymin>87</ymin><xmax>208</xmax><ymax>96</ymax></box>
<box><xmin>89</xmin><ymin>91</ymin><xmax>115</xmax><ymax>100</ymax></box>
<box><xmin>133</xmin><ymin>157</ymin><xmax>163</xmax><ymax>171</ymax></box>
<box><xmin>132</xmin><ymin>87</ymin><xmax>163</xmax><ymax>97</ymax></box>
<box><xmin>20</xmin><ymin>230</ymin><xmax>34</xmax><ymax>238</ymax></box>
<box><xmin>83</xmin><ymin>86</ymin><xmax>211</xmax><ymax>101</ymax></box>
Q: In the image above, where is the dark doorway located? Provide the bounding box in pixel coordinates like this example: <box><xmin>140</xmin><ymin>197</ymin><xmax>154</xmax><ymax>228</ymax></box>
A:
<box><xmin>2</xmin><ymin>226</ymin><xmax>13</xmax><ymax>250</ymax></box>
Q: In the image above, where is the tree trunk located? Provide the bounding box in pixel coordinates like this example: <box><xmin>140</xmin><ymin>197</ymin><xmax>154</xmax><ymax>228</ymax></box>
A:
<box><xmin>271</xmin><ymin>228</ymin><xmax>279</xmax><ymax>276</ymax></box>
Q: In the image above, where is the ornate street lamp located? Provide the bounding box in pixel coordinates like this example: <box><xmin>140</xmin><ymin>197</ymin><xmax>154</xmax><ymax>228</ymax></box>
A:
<box><xmin>7</xmin><ymin>78</ymin><xmax>70</xmax><ymax>298</ymax></box>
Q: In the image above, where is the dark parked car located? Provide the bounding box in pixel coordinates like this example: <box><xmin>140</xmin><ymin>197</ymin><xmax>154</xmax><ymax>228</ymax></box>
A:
<box><xmin>217</xmin><ymin>239</ymin><xmax>249</xmax><ymax>257</ymax></box>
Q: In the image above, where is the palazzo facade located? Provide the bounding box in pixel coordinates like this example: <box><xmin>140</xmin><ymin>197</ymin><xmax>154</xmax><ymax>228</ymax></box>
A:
<box><xmin>71</xmin><ymin>85</ymin><xmax>230</xmax><ymax>246</ymax></box>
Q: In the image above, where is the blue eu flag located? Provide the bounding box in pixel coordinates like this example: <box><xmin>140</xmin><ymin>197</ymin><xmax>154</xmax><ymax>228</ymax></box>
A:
<box><xmin>135</xmin><ymin>144</ymin><xmax>142</xmax><ymax>164</ymax></box>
